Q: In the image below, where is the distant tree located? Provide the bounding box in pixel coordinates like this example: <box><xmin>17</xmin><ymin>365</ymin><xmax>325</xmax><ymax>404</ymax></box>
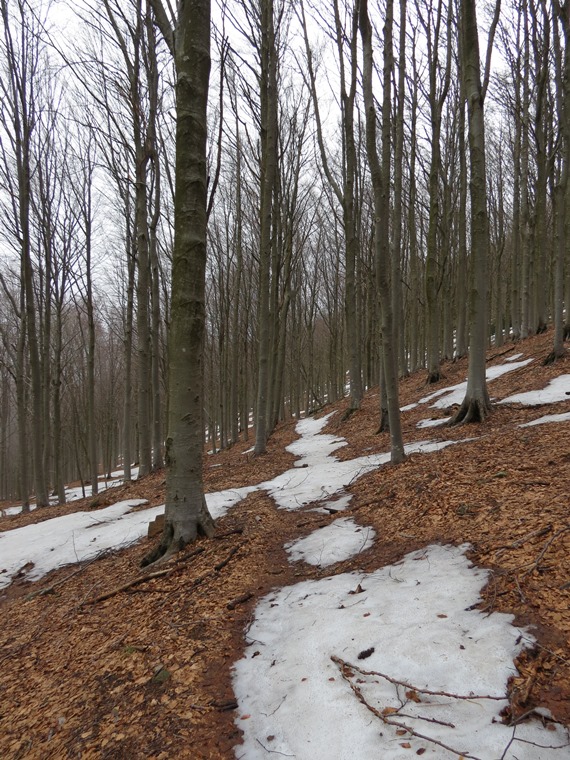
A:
<box><xmin>417</xmin><ymin>0</ymin><xmax>453</xmax><ymax>384</ymax></box>
<box><xmin>550</xmin><ymin>0</ymin><xmax>570</xmax><ymax>360</ymax></box>
<box><xmin>0</xmin><ymin>0</ymin><xmax>49</xmax><ymax>506</ymax></box>
<box><xmin>253</xmin><ymin>0</ymin><xmax>279</xmax><ymax>455</ymax></box>
<box><xmin>299</xmin><ymin>0</ymin><xmax>364</xmax><ymax>414</ymax></box>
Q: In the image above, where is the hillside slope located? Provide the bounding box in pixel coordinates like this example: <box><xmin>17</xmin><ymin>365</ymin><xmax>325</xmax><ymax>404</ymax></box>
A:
<box><xmin>1</xmin><ymin>330</ymin><xmax>569</xmax><ymax>759</ymax></box>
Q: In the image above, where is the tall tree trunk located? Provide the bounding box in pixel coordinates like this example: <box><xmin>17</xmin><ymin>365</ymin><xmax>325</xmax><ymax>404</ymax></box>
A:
<box><xmin>254</xmin><ymin>0</ymin><xmax>279</xmax><ymax>455</ymax></box>
<box><xmin>360</xmin><ymin>0</ymin><xmax>405</xmax><ymax>463</ymax></box>
<box><xmin>144</xmin><ymin>0</ymin><xmax>214</xmax><ymax>564</ymax></box>
<box><xmin>451</xmin><ymin>0</ymin><xmax>499</xmax><ymax>423</ymax></box>
<box><xmin>146</xmin><ymin>3</ymin><xmax>164</xmax><ymax>470</ymax></box>
<box><xmin>123</xmin><ymin>231</ymin><xmax>135</xmax><ymax>482</ymax></box>
<box><xmin>1</xmin><ymin>0</ymin><xmax>48</xmax><ymax>507</ymax></box>
<box><xmin>392</xmin><ymin>0</ymin><xmax>407</xmax><ymax>375</ymax></box>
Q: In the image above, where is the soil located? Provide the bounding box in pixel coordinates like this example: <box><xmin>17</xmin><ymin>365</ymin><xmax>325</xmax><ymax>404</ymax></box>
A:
<box><xmin>0</xmin><ymin>330</ymin><xmax>569</xmax><ymax>759</ymax></box>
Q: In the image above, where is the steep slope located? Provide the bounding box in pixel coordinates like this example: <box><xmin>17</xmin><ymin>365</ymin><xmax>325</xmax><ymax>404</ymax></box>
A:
<box><xmin>0</xmin><ymin>330</ymin><xmax>569</xmax><ymax>759</ymax></box>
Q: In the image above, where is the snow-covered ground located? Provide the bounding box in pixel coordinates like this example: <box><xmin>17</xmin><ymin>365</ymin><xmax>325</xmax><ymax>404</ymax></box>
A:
<box><xmin>500</xmin><ymin>375</ymin><xmax>570</xmax><ymax>406</ymax></box>
<box><xmin>519</xmin><ymin>411</ymin><xmax>570</xmax><ymax>428</ymax></box>
<box><xmin>233</xmin><ymin>544</ymin><xmax>569</xmax><ymax>759</ymax></box>
<box><xmin>406</xmin><ymin>358</ymin><xmax>533</xmax><ymax>415</ymax></box>
<box><xmin>413</xmin><ymin>356</ymin><xmax>570</xmax><ymax>430</ymax></box>
<box><xmin>0</xmin><ymin>415</ymin><xmax>460</xmax><ymax>588</ymax></box>
<box><xmin>285</xmin><ymin>517</ymin><xmax>375</xmax><ymax>567</ymax></box>
<box><xmin>0</xmin><ymin>467</ymin><xmax>140</xmax><ymax>517</ymax></box>
<box><xmin>0</xmin><ymin>487</ymin><xmax>254</xmax><ymax>590</ymax></box>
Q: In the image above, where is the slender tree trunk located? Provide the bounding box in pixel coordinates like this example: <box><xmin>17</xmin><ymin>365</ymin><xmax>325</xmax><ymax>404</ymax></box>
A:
<box><xmin>360</xmin><ymin>0</ymin><xmax>405</xmax><ymax>463</ymax></box>
<box><xmin>85</xmin><ymin>179</ymin><xmax>98</xmax><ymax>497</ymax></box>
<box><xmin>230</xmin><ymin>127</ymin><xmax>244</xmax><ymax>444</ymax></box>
<box><xmin>254</xmin><ymin>0</ymin><xmax>279</xmax><ymax>455</ymax></box>
<box><xmin>392</xmin><ymin>0</ymin><xmax>407</xmax><ymax>375</ymax></box>
<box><xmin>451</xmin><ymin>0</ymin><xmax>497</xmax><ymax>424</ymax></box>
<box><xmin>16</xmin><ymin>281</ymin><xmax>30</xmax><ymax>511</ymax></box>
<box><xmin>147</xmin><ymin>5</ymin><xmax>164</xmax><ymax>470</ymax></box>
<box><xmin>123</xmin><ymin>234</ymin><xmax>135</xmax><ymax>482</ymax></box>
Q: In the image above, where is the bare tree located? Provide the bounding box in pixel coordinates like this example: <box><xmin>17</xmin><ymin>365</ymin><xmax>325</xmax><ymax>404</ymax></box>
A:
<box><xmin>450</xmin><ymin>0</ymin><xmax>500</xmax><ymax>423</ymax></box>
<box><xmin>359</xmin><ymin>0</ymin><xmax>404</xmax><ymax>462</ymax></box>
<box><xmin>0</xmin><ymin>0</ymin><xmax>49</xmax><ymax>506</ymax></box>
<box><xmin>144</xmin><ymin>0</ymin><xmax>215</xmax><ymax>563</ymax></box>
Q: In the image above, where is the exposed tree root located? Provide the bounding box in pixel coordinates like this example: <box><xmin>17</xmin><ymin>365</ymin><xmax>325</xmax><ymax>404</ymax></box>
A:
<box><xmin>375</xmin><ymin>407</ymin><xmax>389</xmax><ymax>434</ymax></box>
<box><xmin>341</xmin><ymin>406</ymin><xmax>357</xmax><ymax>422</ymax></box>
<box><xmin>449</xmin><ymin>397</ymin><xmax>492</xmax><ymax>425</ymax></box>
<box><xmin>425</xmin><ymin>369</ymin><xmax>441</xmax><ymax>385</ymax></box>
<box><xmin>487</xmin><ymin>346</ymin><xmax>516</xmax><ymax>362</ymax></box>
<box><xmin>141</xmin><ymin>497</ymin><xmax>215</xmax><ymax>567</ymax></box>
<box><xmin>543</xmin><ymin>349</ymin><xmax>567</xmax><ymax>366</ymax></box>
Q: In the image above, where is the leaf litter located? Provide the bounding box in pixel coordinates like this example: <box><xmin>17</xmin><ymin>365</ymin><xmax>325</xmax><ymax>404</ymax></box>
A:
<box><xmin>0</xmin><ymin>330</ymin><xmax>568</xmax><ymax>759</ymax></box>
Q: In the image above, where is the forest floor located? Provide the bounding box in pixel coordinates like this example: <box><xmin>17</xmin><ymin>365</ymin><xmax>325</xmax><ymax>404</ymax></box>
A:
<box><xmin>1</xmin><ymin>329</ymin><xmax>569</xmax><ymax>759</ymax></box>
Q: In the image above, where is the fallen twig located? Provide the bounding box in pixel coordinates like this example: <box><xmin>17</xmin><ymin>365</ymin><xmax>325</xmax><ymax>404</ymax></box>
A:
<box><xmin>330</xmin><ymin>656</ymin><xmax>505</xmax><ymax>701</ymax></box>
<box><xmin>494</xmin><ymin>525</ymin><xmax>552</xmax><ymax>559</ymax></box>
<box><xmin>83</xmin><ymin>568</ymin><xmax>173</xmax><ymax>605</ymax></box>
<box><xmin>25</xmin><ymin>548</ymin><xmax>116</xmax><ymax>601</ymax></box>
<box><xmin>331</xmin><ymin>655</ymin><xmax>483</xmax><ymax>759</ymax></box>
<box><xmin>83</xmin><ymin>545</ymin><xmax>206</xmax><ymax>605</ymax></box>
<box><xmin>215</xmin><ymin>544</ymin><xmax>241</xmax><ymax>572</ymax></box>
<box><xmin>521</xmin><ymin>524</ymin><xmax>570</xmax><ymax>578</ymax></box>
<box><xmin>227</xmin><ymin>591</ymin><xmax>253</xmax><ymax>610</ymax></box>
<box><xmin>214</xmin><ymin>528</ymin><xmax>244</xmax><ymax>539</ymax></box>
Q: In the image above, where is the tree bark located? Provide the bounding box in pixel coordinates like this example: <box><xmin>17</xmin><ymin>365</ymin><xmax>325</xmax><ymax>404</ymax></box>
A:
<box><xmin>450</xmin><ymin>0</ymin><xmax>497</xmax><ymax>424</ymax></box>
<box><xmin>360</xmin><ymin>0</ymin><xmax>405</xmax><ymax>463</ymax></box>
<box><xmin>143</xmin><ymin>0</ymin><xmax>215</xmax><ymax>564</ymax></box>
<box><xmin>254</xmin><ymin>0</ymin><xmax>279</xmax><ymax>455</ymax></box>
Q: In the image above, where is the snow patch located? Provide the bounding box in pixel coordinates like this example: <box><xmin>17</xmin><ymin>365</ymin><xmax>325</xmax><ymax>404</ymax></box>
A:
<box><xmin>0</xmin><ymin>500</ymin><xmax>152</xmax><ymax>589</ymax></box>
<box><xmin>417</xmin><ymin>359</ymin><xmax>534</xmax><ymax>410</ymax></box>
<box><xmin>232</xmin><ymin>543</ymin><xmax>569</xmax><ymax>759</ymax></box>
<box><xmin>416</xmin><ymin>416</ymin><xmax>451</xmax><ymax>429</ymax></box>
<box><xmin>519</xmin><ymin>411</ymin><xmax>570</xmax><ymax>428</ymax></box>
<box><xmin>500</xmin><ymin>375</ymin><xmax>570</xmax><ymax>406</ymax></box>
<box><xmin>205</xmin><ymin>487</ymin><xmax>257</xmax><ymax>520</ymax></box>
<box><xmin>285</xmin><ymin>518</ymin><xmax>375</xmax><ymax>567</ymax></box>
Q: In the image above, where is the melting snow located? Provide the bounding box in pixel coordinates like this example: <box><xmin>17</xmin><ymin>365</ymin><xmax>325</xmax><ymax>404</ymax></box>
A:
<box><xmin>500</xmin><ymin>375</ymin><xmax>570</xmax><ymax>406</ymax></box>
<box><xmin>519</xmin><ymin>411</ymin><xmax>570</xmax><ymax>428</ymax></box>
<box><xmin>0</xmin><ymin>500</ymin><xmax>153</xmax><ymax>588</ymax></box>
<box><xmin>285</xmin><ymin>518</ymin><xmax>375</xmax><ymax>567</ymax></box>
<box><xmin>0</xmin><ymin>410</ymin><xmax>466</xmax><ymax>588</ymax></box>
<box><xmin>232</xmin><ymin>544</ymin><xmax>569</xmax><ymax>759</ymax></box>
<box><xmin>417</xmin><ymin>416</ymin><xmax>451</xmax><ymax>429</ymax></box>
<box><xmin>419</xmin><ymin>359</ymin><xmax>533</xmax><ymax>410</ymax></box>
